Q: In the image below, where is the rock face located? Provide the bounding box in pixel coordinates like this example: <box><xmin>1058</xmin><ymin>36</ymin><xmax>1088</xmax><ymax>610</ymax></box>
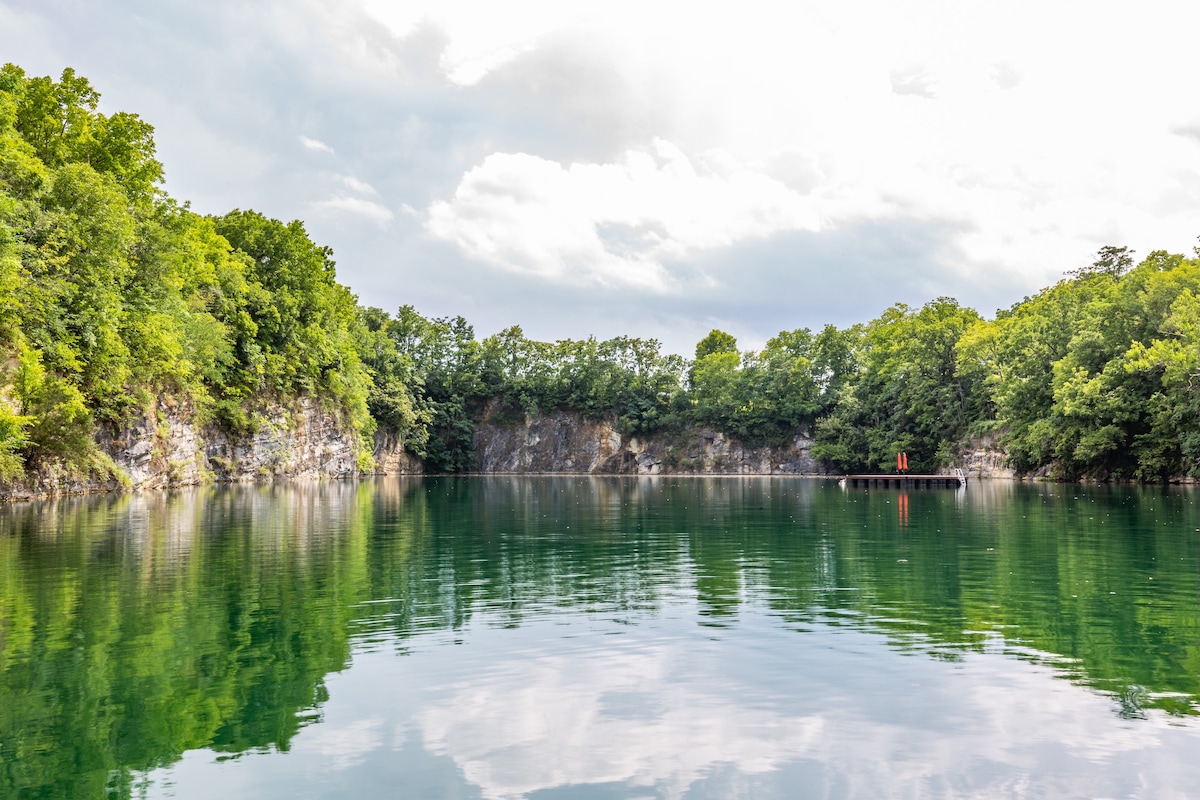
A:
<box><xmin>202</xmin><ymin>398</ymin><xmax>366</xmax><ymax>483</ymax></box>
<box><xmin>3</xmin><ymin>396</ymin><xmax>421</xmax><ymax>500</ymax></box>
<box><xmin>472</xmin><ymin>404</ymin><xmax>825</xmax><ymax>475</ymax></box>
<box><xmin>949</xmin><ymin>434</ymin><xmax>1016</xmax><ymax>480</ymax></box>
<box><xmin>14</xmin><ymin>400</ymin><xmax>1042</xmax><ymax>499</ymax></box>
<box><xmin>368</xmin><ymin>427</ymin><xmax>424</xmax><ymax>476</ymax></box>
<box><xmin>473</xmin><ymin>409</ymin><xmax>625</xmax><ymax>473</ymax></box>
<box><xmin>100</xmin><ymin>400</ymin><xmax>209</xmax><ymax>489</ymax></box>
<box><xmin>623</xmin><ymin>429</ymin><xmax>822</xmax><ymax>475</ymax></box>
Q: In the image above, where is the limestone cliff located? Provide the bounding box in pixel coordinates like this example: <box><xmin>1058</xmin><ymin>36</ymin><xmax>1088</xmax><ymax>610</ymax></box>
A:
<box><xmin>948</xmin><ymin>434</ymin><xmax>1016</xmax><ymax>480</ymax></box>
<box><xmin>3</xmin><ymin>398</ymin><xmax>1022</xmax><ymax>500</ymax></box>
<box><xmin>472</xmin><ymin>403</ymin><xmax>825</xmax><ymax>475</ymax></box>
<box><xmin>2</xmin><ymin>396</ymin><xmax>421</xmax><ymax>500</ymax></box>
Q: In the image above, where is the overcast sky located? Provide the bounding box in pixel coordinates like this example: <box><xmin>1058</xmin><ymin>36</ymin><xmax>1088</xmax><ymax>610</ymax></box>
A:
<box><xmin>3</xmin><ymin>0</ymin><xmax>1199</xmax><ymax>354</ymax></box>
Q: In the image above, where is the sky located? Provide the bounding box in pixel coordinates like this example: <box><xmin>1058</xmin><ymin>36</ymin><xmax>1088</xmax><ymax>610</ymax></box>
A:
<box><xmin>3</xmin><ymin>0</ymin><xmax>1199</xmax><ymax>355</ymax></box>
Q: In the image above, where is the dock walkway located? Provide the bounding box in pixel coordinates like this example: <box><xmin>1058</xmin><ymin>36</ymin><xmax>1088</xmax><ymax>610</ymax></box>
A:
<box><xmin>841</xmin><ymin>473</ymin><xmax>966</xmax><ymax>489</ymax></box>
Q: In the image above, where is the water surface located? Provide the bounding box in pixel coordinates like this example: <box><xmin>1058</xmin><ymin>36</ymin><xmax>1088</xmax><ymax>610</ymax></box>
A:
<box><xmin>0</xmin><ymin>477</ymin><xmax>1196</xmax><ymax>798</ymax></box>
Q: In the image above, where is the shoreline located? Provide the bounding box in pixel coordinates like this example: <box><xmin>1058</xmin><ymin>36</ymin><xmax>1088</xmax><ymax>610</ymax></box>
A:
<box><xmin>6</xmin><ymin>471</ymin><xmax>1197</xmax><ymax>504</ymax></box>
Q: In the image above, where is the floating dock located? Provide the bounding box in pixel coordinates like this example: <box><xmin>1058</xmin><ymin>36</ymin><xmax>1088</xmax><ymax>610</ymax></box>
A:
<box><xmin>841</xmin><ymin>473</ymin><xmax>966</xmax><ymax>489</ymax></box>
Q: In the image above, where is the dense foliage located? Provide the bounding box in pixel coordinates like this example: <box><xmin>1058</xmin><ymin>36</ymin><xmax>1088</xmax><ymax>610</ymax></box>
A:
<box><xmin>812</xmin><ymin>299</ymin><xmax>984</xmax><ymax>473</ymax></box>
<box><xmin>815</xmin><ymin>250</ymin><xmax>1198</xmax><ymax>480</ymax></box>
<box><xmin>957</xmin><ymin>248</ymin><xmax>1200</xmax><ymax>480</ymax></box>
<box><xmin>1</xmin><ymin>64</ymin><xmax>1196</xmax><ymax>483</ymax></box>
<box><xmin>358</xmin><ymin>308</ymin><xmax>690</xmax><ymax>472</ymax></box>
<box><xmin>370</xmin><ymin>247</ymin><xmax>1198</xmax><ymax>481</ymax></box>
<box><xmin>0</xmin><ymin>65</ymin><xmax>374</xmax><ymax>479</ymax></box>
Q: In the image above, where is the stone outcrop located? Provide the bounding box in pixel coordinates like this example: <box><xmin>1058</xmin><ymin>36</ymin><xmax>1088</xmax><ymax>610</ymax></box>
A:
<box><xmin>948</xmin><ymin>434</ymin><xmax>1016</xmax><ymax>480</ymax></box>
<box><xmin>368</xmin><ymin>427</ymin><xmax>424</xmax><ymax>476</ymax></box>
<box><xmin>472</xmin><ymin>403</ymin><xmax>825</xmax><ymax>475</ymax></box>
<box><xmin>623</xmin><ymin>429</ymin><xmax>822</xmax><ymax>475</ymax></box>
<box><xmin>2</xmin><ymin>396</ymin><xmax>422</xmax><ymax>500</ymax></box>
<box><xmin>201</xmin><ymin>398</ymin><xmax>366</xmax><ymax>483</ymax></box>
<box><xmin>473</xmin><ymin>409</ymin><xmax>625</xmax><ymax>473</ymax></box>
<box><xmin>7</xmin><ymin>397</ymin><xmax>1037</xmax><ymax>500</ymax></box>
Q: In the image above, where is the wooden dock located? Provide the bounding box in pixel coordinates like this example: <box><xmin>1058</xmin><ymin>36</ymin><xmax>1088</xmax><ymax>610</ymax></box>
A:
<box><xmin>840</xmin><ymin>472</ymin><xmax>966</xmax><ymax>489</ymax></box>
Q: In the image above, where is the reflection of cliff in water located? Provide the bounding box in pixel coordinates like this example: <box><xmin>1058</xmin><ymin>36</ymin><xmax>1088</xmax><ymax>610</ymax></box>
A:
<box><xmin>0</xmin><ymin>478</ymin><xmax>1196</xmax><ymax>797</ymax></box>
<box><xmin>0</xmin><ymin>483</ymin><xmax>378</xmax><ymax>799</ymax></box>
<box><xmin>360</xmin><ymin>477</ymin><xmax>1198</xmax><ymax>719</ymax></box>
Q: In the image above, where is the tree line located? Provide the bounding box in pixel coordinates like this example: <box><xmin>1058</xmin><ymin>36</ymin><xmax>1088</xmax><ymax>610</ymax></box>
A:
<box><xmin>1</xmin><ymin>65</ymin><xmax>1197</xmax><ymax>482</ymax></box>
<box><xmin>0</xmin><ymin>64</ymin><xmax>372</xmax><ymax>480</ymax></box>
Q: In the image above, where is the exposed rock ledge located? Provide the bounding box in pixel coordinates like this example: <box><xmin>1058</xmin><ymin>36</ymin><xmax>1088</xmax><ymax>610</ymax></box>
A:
<box><xmin>3</xmin><ymin>399</ymin><xmax>1025</xmax><ymax>500</ymax></box>
<box><xmin>473</xmin><ymin>404</ymin><xmax>825</xmax><ymax>475</ymax></box>
<box><xmin>949</xmin><ymin>434</ymin><xmax>1016</xmax><ymax>480</ymax></box>
<box><xmin>2</xmin><ymin>396</ymin><xmax>421</xmax><ymax>500</ymax></box>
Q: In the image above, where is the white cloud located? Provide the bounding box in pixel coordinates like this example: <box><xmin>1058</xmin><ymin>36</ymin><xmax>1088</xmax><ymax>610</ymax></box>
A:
<box><xmin>300</xmin><ymin>135</ymin><xmax>335</xmax><ymax>154</ymax></box>
<box><xmin>11</xmin><ymin>0</ymin><xmax>1200</xmax><ymax>346</ymax></box>
<box><xmin>313</xmin><ymin>195</ymin><xmax>394</xmax><ymax>225</ymax></box>
<box><xmin>339</xmin><ymin>175</ymin><xmax>379</xmax><ymax>196</ymax></box>
<box><xmin>362</xmin><ymin>0</ymin><xmax>576</xmax><ymax>85</ymax></box>
<box><xmin>406</xmin><ymin>0</ymin><xmax>1200</xmax><ymax>299</ymax></box>
<box><xmin>890</xmin><ymin>64</ymin><xmax>936</xmax><ymax>99</ymax></box>
<box><xmin>426</xmin><ymin>140</ymin><xmax>823</xmax><ymax>290</ymax></box>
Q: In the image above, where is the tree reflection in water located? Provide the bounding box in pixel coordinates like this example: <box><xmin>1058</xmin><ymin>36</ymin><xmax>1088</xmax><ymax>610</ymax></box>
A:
<box><xmin>0</xmin><ymin>477</ymin><xmax>1195</xmax><ymax>798</ymax></box>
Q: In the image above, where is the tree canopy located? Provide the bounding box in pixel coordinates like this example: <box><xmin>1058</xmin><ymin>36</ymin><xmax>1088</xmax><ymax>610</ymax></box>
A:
<box><xmin>0</xmin><ymin>64</ymin><xmax>374</xmax><ymax>479</ymax></box>
<box><xmin>2</xmin><ymin>63</ymin><xmax>1197</xmax><ymax>484</ymax></box>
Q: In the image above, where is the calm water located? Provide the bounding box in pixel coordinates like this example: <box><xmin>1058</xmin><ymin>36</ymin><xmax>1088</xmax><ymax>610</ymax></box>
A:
<box><xmin>0</xmin><ymin>477</ymin><xmax>1196</xmax><ymax>799</ymax></box>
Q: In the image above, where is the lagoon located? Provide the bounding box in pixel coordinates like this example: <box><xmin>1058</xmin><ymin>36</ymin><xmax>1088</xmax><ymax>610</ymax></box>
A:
<box><xmin>1</xmin><ymin>477</ymin><xmax>1197</xmax><ymax>798</ymax></box>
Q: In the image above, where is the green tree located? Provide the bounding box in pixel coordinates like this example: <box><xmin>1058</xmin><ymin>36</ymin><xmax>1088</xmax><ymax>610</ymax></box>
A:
<box><xmin>694</xmin><ymin>329</ymin><xmax>738</xmax><ymax>360</ymax></box>
<box><xmin>970</xmin><ymin>251</ymin><xmax>1199</xmax><ymax>479</ymax></box>
<box><xmin>1068</xmin><ymin>244</ymin><xmax>1135</xmax><ymax>281</ymax></box>
<box><xmin>814</xmin><ymin>299</ymin><xmax>982</xmax><ymax>473</ymax></box>
<box><xmin>211</xmin><ymin>210</ymin><xmax>374</xmax><ymax>461</ymax></box>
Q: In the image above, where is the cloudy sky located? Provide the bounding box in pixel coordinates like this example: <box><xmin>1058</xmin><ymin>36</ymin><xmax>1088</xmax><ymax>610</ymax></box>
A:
<box><xmin>3</xmin><ymin>0</ymin><xmax>1199</xmax><ymax>354</ymax></box>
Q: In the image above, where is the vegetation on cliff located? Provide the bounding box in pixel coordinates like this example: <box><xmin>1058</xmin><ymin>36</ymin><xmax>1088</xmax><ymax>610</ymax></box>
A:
<box><xmin>1</xmin><ymin>65</ymin><xmax>1196</xmax><ymax>484</ymax></box>
<box><xmin>368</xmin><ymin>246</ymin><xmax>1198</xmax><ymax>481</ymax></box>
<box><xmin>0</xmin><ymin>64</ymin><xmax>374</xmax><ymax>482</ymax></box>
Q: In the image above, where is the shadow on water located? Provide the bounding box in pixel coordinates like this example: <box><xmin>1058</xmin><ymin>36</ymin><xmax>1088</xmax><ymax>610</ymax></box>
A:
<box><xmin>0</xmin><ymin>477</ymin><xmax>1196</xmax><ymax>797</ymax></box>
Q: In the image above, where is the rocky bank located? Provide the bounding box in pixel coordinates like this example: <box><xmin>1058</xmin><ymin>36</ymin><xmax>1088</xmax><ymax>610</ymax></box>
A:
<box><xmin>472</xmin><ymin>403</ymin><xmax>825</xmax><ymax>475</ymax></box>
<box><xmin>951</xmin><ymin>434</ymin><xmax>1016</xmax><ymax>480</ymax></box>
<box><xmin>2</xmin><ymin>397</ymin><xmax>421</xmax><ymax>500</ymax></box>
<box><xmin>3</xmin><ymin>399</ymin><xmax>1024</xmax><ymax>500</ymax></box>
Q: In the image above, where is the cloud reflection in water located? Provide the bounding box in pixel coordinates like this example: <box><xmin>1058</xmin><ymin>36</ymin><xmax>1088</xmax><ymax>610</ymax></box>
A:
<box><xmin>398</xmin><ymin>618</ymin><xmax>1198</xmax><ymax>800</ymax></box>
<box><xmin>417</xmin><ymin>642</ymin><xmax>824</xmax><ymax>799</ymax></box>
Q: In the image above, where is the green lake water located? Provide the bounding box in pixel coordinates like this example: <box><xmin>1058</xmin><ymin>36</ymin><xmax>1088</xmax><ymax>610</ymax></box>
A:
<box><xmin>0</xmin><ymin>476</ymin><xmax>1197</xmax><ymax>799</ymax></box>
